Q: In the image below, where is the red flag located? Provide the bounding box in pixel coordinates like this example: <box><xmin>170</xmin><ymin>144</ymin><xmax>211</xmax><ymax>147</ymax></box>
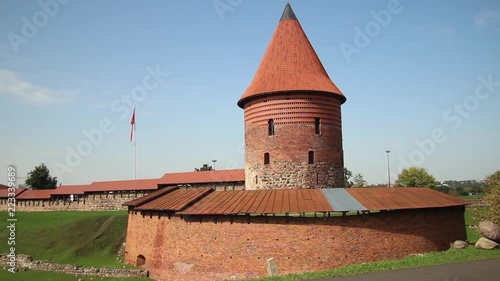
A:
<box><xmin>130</xmin><ymin>108</ymin><xmax>135</xmax><ymax>142</ymax></box>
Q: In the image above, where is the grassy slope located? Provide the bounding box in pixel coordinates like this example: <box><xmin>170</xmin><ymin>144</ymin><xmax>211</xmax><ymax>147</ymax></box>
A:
<box><xmin>464</xmin><ymin>207</ymin><xmax>482</xmax><ymax>241</ymax></box>
<box><xmin>0</xmin><ymin>211</ymin><xmax>129</xmax><ymax>267</ymax></box>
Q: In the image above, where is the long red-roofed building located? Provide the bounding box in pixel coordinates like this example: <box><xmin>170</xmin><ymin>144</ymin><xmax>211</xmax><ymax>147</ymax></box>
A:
<box><xmin>51</xmin><ymin>184</ymin><xmax>88</xmax><ymax>196</ymax></box>
<box><xmin>16</xmin><ymin>189</ymin><xmax>54</xmax><ymax>200</ymax></box>
<box><xmin>0</xmin><ymin>187</ymin><xmax>26</xmax><ymax>200</ymax></box>
<box><xmin>86</xmin><ymin>178</ymin><xmax>161</xmax><ymax>193</ymax></box>
<box><xmin>158</xmin><ymin>169</ymin><xmax>244</xmax><ymax>190</ymax></box>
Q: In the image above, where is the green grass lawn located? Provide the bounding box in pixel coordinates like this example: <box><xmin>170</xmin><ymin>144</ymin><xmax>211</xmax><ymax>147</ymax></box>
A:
<box><xmin>0</xmin><ymin>270</ymin><xmax>152</xmax><ymax>281</ymax></box>
<box><xmin>459</xmin><ymin>195</ymin><xmax>483</xmax><ymax>200</ymax></box>
<box><xmin>0</xmin><ymin>211</ymin><xmax>130</xmax><ymax>267</ymax></box>
<box><xmin>464</xmin><ymin>207</ymin><xmax>486</xmax><ymax>242</ymax></box>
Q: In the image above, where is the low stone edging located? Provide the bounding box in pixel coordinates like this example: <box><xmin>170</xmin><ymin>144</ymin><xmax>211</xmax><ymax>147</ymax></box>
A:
<box><xmin>0</xmin><ymin>254</ymin><xmax>148</xmax><ymax>278</ymax></box>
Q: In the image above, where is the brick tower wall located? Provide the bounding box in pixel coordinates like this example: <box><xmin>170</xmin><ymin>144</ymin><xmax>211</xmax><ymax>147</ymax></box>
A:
<box><xmin>243</xmin><ymin>92</ymin><xmax>344</xmax><ymax>189</ymax></box>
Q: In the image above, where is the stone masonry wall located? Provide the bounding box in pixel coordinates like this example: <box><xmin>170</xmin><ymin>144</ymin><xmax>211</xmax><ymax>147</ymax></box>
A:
<box><xmin>246</xmin><ymin>162</ymin><xmax>344</xmax><ymax>190</ymax></box>
<box><xmin>125</xmin><ymin>206</ymin><xmax>466</xmax><ymax>281</ymax></box>
<box><xmin>0</xmin><ymin>254</ymin><xmax>148</xmax><ymax>278</ymax></box>
<box><xmin>0</xmin><ymin>191</ymin><xmax>149</xmax><ymax>212</ymax></box>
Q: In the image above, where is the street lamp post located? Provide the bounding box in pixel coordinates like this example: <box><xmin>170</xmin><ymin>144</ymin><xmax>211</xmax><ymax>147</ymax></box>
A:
<box><xmin>212</xmin><ymin>160</ymin><xmax>217</xmax><ymax>171</ymax></box>
<box><xmin>385</xmin><ymin>150</ymin><xmax>391</xmax><ymax>187</ymax></box>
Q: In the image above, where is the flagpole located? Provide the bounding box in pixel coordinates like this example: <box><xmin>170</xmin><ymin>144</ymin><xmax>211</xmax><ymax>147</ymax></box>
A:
<box><xmin>134</xmin><ymin>105</ymin><xmax>137</xmax><ymax>180</ymax></box>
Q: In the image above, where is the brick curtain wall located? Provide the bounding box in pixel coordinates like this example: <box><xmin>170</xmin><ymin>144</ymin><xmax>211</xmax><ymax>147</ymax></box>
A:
<box><xmin>125</xmin><ymin>206</ymin><xmax>466</xmax><ymax>281</ymax></box>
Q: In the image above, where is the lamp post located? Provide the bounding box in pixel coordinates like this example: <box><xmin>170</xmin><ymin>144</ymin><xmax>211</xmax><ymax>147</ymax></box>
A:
<box><xmin>385</xmin><ymin>150</ymin><xmax>391</xmax><ymax>187</ymax></box>
<box><xmin>212</xmin><ymin>160</ymin><xmax>217</xmax><ymax>171</ymax></box>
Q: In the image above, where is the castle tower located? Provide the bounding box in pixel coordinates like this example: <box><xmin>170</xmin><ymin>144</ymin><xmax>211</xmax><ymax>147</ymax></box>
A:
<box><xmin>238</xmin><ymin>3</ymin><xmax>346</xmax><ymax>190</ymax></box>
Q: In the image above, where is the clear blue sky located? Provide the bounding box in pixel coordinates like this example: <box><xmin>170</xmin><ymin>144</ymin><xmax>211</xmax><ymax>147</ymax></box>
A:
<box><xmin>1</xmin><ymin>0</ymin><xmax>499</xmax><ymax>186</ymax></box>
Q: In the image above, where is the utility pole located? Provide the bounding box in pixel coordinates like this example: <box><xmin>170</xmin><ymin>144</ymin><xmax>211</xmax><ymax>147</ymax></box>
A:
<box><xmin>385</xmin><ymin>150</ymin><xmax>391</xmax><ymax>187</ymax></box>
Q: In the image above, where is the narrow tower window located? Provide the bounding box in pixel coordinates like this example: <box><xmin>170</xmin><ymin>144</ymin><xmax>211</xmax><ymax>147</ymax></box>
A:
<box><xmin>268</xmin><ymin>119</ymin><xmax>274</xmax><ymax>136</ymax></box>
<box><xmin>315</xmin><ymin>117</ymin><xmax>320</xmax><ymax>134</ymax></box>
<box><xmin>308</xmin><ymin>151</ymin><xmax>314</xmax><ymax>164</ymax></box>
<box><xmin>264</xmin><ymin>153</ymin><xmax>270</xmax><ymax>165</ymax></box>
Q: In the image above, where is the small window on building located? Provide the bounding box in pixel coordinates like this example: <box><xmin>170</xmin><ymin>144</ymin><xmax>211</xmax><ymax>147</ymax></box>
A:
<box><xmin>308</xmin><ymin>151</ymin><xmax>314</xmax><ymax>164</ymax></box>
<box><xmin>264</xmin><ymin>153</ymin><xmax>270</xmax><ymax>165</ymax></box>
<box><xmin>315</xmin><ymin>118</ymin><xmax>320</xmax><ymax>134</ymax></box>
<box><xmin>268</xmin><ymin>119</ymin><xmax>274</xmax><ymax>136</ymax></box>
<box><xmin>255</xmin><ymin>176</ymin><xmax>258</xmax><ymax>184</ymax></box>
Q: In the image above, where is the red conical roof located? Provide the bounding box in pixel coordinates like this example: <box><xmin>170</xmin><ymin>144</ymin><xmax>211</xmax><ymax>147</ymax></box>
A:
<box><xmin>238</xmin><ymin>3</ymin><xmax>345</xmax><ymax>108</ymax></box>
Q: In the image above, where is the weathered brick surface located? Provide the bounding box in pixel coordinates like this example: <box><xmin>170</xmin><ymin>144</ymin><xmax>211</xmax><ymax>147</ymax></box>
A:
<box><xmin>0</xmin><ymin>254</ymin><xmax>148</xmax><ymax>278</ymax></box>
<box><xmin>243</xmin><ymin>93</ymin><xmax>344</xmax><ymax>190</ymax></box>
<box><xmin>125</xmin><ymin>206</ymin><xmax>466</xmax><ymax>281</ymax></box>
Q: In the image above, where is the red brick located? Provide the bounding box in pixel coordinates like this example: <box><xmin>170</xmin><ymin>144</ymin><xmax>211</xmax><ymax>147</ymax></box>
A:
<box><xmin>124</xmin><ymin>207</ymin><xmax>467</xmax><ymax>281</ymax></box>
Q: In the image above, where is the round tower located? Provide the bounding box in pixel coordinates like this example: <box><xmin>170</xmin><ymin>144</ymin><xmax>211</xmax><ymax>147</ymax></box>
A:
<box><xmin>238</xmin><ymin>3</ymin><xmax>346</xmax><ymax>190</ymax></box>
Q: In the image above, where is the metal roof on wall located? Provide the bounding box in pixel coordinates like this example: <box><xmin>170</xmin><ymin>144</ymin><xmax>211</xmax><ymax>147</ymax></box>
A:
<box><xmin>51</xmin><ymin>184</ymin><xmax>89</xmax><ymax>195</ymax></box>
<box><xmin>321</xmin><ymin>189</ymin><xmax>367</xmax><ymax>211</ymax></box>
<box><xmin>86</xmin><ymin>178</ymin><xmax>161</xmax><ymax>192</ymax></box>
<box><xmin>127</xmin><ymin>187</ymin><xmax>469</xmax><ymax>215</ymax></box>
<box><xmin>0</xmin><ymin>187</ymin><xmax>26</xmax><ymax>198</ymax></box>
<box><xmin>346</xmin><ymin>188</ymin><xmax>469</xmax><ymax>210</ymax></box>
<box><xmin>123</xmin><ymin>186</ymin><xmax>178</xmax><ymax>207</ymax></box>
<box><xmin>135</xmin><ymin>187</ymin><xmax>213</xmax><ymax>211</ymax></box>
<box><xmin>15</xmin><ymin>189</ymin><xmax>54</xmax><ymax>200</ymax></box>
<box><xmin>179</xmin><ymin>189</ymin><xmax>333</xmax><ymax>215</ymax></box>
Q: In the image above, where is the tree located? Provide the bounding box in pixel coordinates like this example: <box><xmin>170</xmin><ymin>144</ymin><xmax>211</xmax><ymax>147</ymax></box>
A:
<box><xmin>394</xmin><ymin>167</ymin><xmax>436</xmax><ymax>188</ymax></box>
<box><xmin>352</xmin><ymin>174</ymin><xmax>367</xmax><ymax>187</ymax></box>
<box><xmin>474</xmin><ymin>170</ymin><xmax>500</xmax><ymax>224</ymax></box>
<box><xmin>483</xmin><ymin>170</ymin><xmax>500</xmax><ymax>194</ymax></box>
<box><xmin>344</xmin><ymin>167</ymin><xmax>353</xmax><ymax>187</ymax></box>
<box><xmin>195</xmin><ymin>164</ymin><xmax>213</xmax><ymax>172</ymax></box>
<box><xmin>432</xmin><ymin>184</ymin><xmax>450</xmax><ymax>194</ymax></box>
<box><xmin>25</xmin><ymin>163</ymin><xmax>57</xmax><ymax>190</ymax></box>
